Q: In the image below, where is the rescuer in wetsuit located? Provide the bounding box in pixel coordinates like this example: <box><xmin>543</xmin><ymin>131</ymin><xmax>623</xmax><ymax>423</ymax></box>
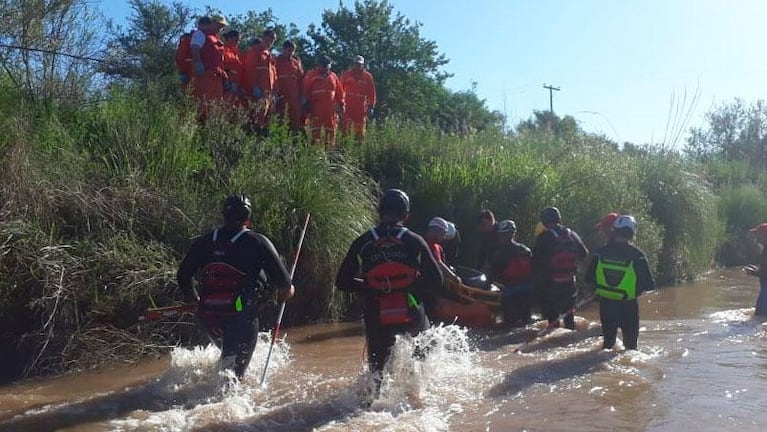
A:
<box><xmin>335</xmin><ymin>189</ymin><xmax>443</xmax><ymax>393</ymax></box>
<box><xmin>532</xmin><ymin>207</ymin><xmax>589</xmax><ymax>330</ymax></box>
<box><xmin>177</xmin><ymin>194</ymin><xmax>294</xmax><ymax>379</ymax></box>
<box><xmin>486</xmin><ymin>220</ymin><xmax>534</xmax><ymax>327</ymax></box>
<box><xmin>585</xmin><ymin>215</ymin><xmax>655</xmax><ymax>350</ymax></box>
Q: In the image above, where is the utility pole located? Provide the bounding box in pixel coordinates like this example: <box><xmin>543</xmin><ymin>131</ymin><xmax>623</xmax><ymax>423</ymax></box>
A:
<box><xmin>542</xmin><ymin>84</ymin><xmax>560</xmax><ymax>113</ymax></box>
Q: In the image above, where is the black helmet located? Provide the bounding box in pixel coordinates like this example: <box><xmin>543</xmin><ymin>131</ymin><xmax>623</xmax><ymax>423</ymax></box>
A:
<box><xmin>378</xmin><ymin>189</ymin><xmax>410</xmax><ymax>217</ymax></box>
<box><xmin>540</xmin><ymin>206</ymin><xmax>561</xmax><ymax>224</ymax></box>
<box><xmin>223</xmin><ymin>193</ymin><xmax>252</xmax><ymax>222</ymax></box>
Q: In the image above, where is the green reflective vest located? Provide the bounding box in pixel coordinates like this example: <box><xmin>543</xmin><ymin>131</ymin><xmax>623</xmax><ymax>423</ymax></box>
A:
<box><xmin>595</xmin><ymin>257</ymin><xmax>637</xmax><ymax>300</ymax></box>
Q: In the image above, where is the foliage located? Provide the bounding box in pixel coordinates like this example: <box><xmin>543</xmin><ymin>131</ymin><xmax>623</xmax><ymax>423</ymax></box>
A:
<box><xmin>686</xmin><ymin>99</ymin><xmax>767</xmax><ymax>171</ymax></box>
<box><xmin>0</xmin><ymin>0</ymin><xmax>100</xmax><ymax>104</ymax></box>
<box><xmin>100</xmin><ymin>0</ymin><xmax>193</xmax><ymax>97</ymax></box>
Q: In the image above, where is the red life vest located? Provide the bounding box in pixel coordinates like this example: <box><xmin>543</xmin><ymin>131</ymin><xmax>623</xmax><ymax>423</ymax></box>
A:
<box><xmin>198</xmin><ymin>228</ymin><xmax>249</xmax><ymax>314</ymax></box>
<box><xmin>548</xmin><ymin>228</ymin><xmax>579</xmax><ymax>283</ymax></box>
<box><xmin>501</xmin><ymin>255</ymin><xmax>533</xmax><ymax>286</ymax></box>
<box><xmin>363</xmin><ymin>227</ymin><xmax>418</xmax><ymax>326</ymax></box>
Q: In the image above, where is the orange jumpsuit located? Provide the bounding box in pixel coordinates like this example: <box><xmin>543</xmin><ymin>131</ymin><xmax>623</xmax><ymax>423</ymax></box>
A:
<box><xmin>245</xmin><ymin>43</ymin><xmax>276</xmax><ymax>128</ymax></box>
<box><xmin>191</xmin><ymin>31</ymin><xmax>225</xmax><ymax>120</ymax></box>
<box><xmin>274</xmin><ymin>54</ymin><xmax>305</xmax><ymax>132</ymax></box>
<box><xmin>341</xmin><ymin>69</ymin><xmax>376</xmax><ymax>136</ymax></box>
<box><xmin>303</xmin><ymin>68</ymin><xmax>345</xmax><ymax>146</ymax></box>
<box><xmin>175</xmin><ymin>31</ymin><xmax>194</xmax><ymax>92</ymax></box>
<box><xmin>222</xmin><ymin>44</ymin><xmax>246</xmax><ymax>106</ymax></box>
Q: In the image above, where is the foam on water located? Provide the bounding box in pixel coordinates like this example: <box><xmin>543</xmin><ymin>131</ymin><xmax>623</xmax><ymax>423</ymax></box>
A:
<box><xmin>108</xmin><ymin>331</ymin><xmax>292</xmax><ymax>431</ymax></box>
<box><xmin>315</xmin><ymin>324</ymin><xmax>487</xmax><ymax>432</ymax></box>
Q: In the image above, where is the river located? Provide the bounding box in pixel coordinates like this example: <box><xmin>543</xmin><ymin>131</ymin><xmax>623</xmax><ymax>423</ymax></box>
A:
<box><xmin>1</xmin><ymin>268</ymin><xmax>765</xmax><ymax>431</ymax></box>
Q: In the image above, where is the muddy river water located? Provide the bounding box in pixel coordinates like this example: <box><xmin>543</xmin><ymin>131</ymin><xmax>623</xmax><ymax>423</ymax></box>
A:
<box><xmin>1</xmin><ymin>268</ymin><xmax>765</xmax><ymax>431</ymax></box>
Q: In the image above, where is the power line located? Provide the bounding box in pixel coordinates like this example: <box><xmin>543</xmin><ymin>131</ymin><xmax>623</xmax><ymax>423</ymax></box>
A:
<box><xmin>542</xmin><ymin>83</ymin><xmax>560</xmax><ymax>113</ymax></box>
<box><xmin>0</xmin><ymin>43</ymin><xmax>108</xmax><ymax>64</ymax></box>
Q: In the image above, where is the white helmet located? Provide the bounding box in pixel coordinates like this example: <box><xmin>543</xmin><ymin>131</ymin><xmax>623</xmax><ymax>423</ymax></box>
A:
<box><xmin>428</xmin><ymin>217</ymin><xmax>449</xmax><ymax>233</ymax></box>
<box><xmin>613</xmin><ymin>215</ymin><xmax>637</xmax><ymax>233</ymax></box>
<box><xmin>445</xmin><ymin>222</ymin><xmax>457</xmax><ymax>240</ymax></box>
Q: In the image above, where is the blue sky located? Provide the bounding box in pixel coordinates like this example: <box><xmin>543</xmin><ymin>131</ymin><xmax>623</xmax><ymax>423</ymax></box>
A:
<box><xmin>100</xmin><ymin>0</ymin><xmax>767</xmax><ymax>147</ymax></box>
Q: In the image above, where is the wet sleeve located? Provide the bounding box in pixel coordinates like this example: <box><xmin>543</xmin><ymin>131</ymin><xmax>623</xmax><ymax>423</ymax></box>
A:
<box><xmin>176</xmin><ymin>237</ymin><xmax>206</xmax><ymax>297</ymax></box>
<box><xmin>572</xmin><ymin>231</ymin><xmax>589</xmax><ymax>259</ymax></box>
<box><xmin>634</xmin><ymin>251</ymin><xmax>656</xmax><ymax>295</ymax></box>
<box><xmin>255</xmin><ymin>233</ymin><xmax>292</xmax><ymax>291</ymax></box>
<box><xmin>583</xmin><ymin>253</ymin><xmax>599</xmax><ymax>284</ymax></box>
<box><xmin>335</xmin><ymin>237</ymin><xmax>364</xmax><ymax>293</ymax></box>
<box><xmin>415</xmin><ymin>235</ymin><xmax>444</xmax><ymax>291</ymax></box>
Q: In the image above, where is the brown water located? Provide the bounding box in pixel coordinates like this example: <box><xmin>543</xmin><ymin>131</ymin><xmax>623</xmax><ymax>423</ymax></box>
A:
<box><xmin>1</xmin><ymin>268</ymin><xmax>766</xmax><ymax>432</ymax></box>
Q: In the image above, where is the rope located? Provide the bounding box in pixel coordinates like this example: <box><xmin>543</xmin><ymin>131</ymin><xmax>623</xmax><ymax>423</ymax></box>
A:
<box><xmin>0</xmin><ymin>43</ymin><xmax>120</xmax><ymax>64</ymax></box>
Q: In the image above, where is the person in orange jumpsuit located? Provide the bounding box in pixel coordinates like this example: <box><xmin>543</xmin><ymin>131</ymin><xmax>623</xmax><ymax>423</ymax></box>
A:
<box><xmin>341</xmin><ymin>55</ymin><xmax>376</xmax><ymax>138</ymax></box>
<box><xmin>221</xmin><ymin>30</ymin><xmax>246</xmax><ymax>108</ymax></box>
<box><xmin>245</xmin><ymin>29</ymin><xmax>277</xmax><ymax>132</ymax></box>
<box><xmin>274</xmin><ymin>40</ymin><xmax>305</xmax><ymax>133</ymax></box>
<box><xmin>174</xmin><ymin>20</ymin><xmax>202</xmax><ymax>93</ymax></box>
<box><xmin>190</xmin><ymin>15</ymin><xmax>228</xmax><ymax>121</ymax></box>
<box><xmin>303</xmin><ymin>55</ymin><xmax>345</xmax><ymax>147</ymax></box>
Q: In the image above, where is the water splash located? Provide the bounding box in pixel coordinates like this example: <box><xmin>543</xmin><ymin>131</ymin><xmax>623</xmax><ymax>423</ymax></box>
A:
<box><xmin>316</xmin><ymin>324</ymin><xmax>486</xmax><ymax>432</ymax></box>
<box><xmin>108</xmin><ymin>331</ymin><xmax>292</xmax><ymax>431</ymax></box>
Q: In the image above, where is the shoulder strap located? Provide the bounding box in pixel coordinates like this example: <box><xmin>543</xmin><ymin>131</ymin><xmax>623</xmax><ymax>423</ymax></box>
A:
<box><xmin>212</xmin><ymin>227</ymin><xmax>250</xmax><ymax>244</ymax></box>
<box><xmin>396</xmin><ymin>227</ymin><xmax>408</xmax><ymax>239</ymax></box>
<box><xmin>230</xmin><ymin>227</ymin><xmax>250</xmax><ymax>243</ymax></box>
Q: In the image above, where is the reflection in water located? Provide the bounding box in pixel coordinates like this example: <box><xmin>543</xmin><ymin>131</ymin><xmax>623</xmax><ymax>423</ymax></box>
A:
<box><xmin>2</xmin><ymin>269</ymin><xmax>767</xmax><ymax>431</ymax></box>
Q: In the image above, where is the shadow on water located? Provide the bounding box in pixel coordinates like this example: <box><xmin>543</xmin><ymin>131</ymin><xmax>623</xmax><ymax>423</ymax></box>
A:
<box><xmin>293</xmin><ymin>325</ymin><xmax>365</xmax><ymax>344</ymax></box>
<box><xmin>478</xmin><ymin>324</ymin><xmax>603</xmax><ymax>353</ymax></box>
<box><xmin>192</xmin><ymin>389</ymin><xmax>364</xmax><ymax>432</ymax></box>
<box><xmin>487</xmin><ymin>348</ymin><xmax>619</xmax><ymax>397</ymax></box>
<box><xmin>0</xmin><ymin>375</ymin><xmax>227</xmax><ymax>432</ymax></box>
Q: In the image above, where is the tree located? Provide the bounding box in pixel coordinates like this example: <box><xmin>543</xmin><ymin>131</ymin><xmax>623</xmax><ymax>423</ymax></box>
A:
<box><xmin>685</xmin><ymin>99</ymin><xmax>767</xmax><ymax>170</ymax></box>
<box><xmin>517</xmin><ymin>110</ymin><xmax>579</xmax><ymax>139</ymax></box>
<box><xmin>0</xmin><ymin>0</ymin><xmax>100</xmax><ymax>104</ymax></box>
<box><xmin>100</xmin><ymin>0</ymin><xmax>192</xmax><ymax>95</ymax></box>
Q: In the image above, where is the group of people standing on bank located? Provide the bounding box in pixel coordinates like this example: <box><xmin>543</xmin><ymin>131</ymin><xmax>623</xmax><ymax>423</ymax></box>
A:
<box><xmin>176</xmin><ymin>188</ymin><xmax>767</xmax><ymax>397</ymax></box>
<box><xmin>175</xmin><ymin>15</ymin><xmax>376</xmax><ymax>146</ymax></box>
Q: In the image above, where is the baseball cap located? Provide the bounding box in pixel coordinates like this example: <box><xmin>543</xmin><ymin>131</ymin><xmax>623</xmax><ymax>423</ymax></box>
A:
<box><xmin>354</xmin><ymin>55</ymin><xmax>365</xmax><ymax>64</ymax></box>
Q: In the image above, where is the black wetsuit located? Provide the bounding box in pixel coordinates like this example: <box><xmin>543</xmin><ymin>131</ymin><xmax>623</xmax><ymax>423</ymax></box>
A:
<box><xmin>335</xmin><ymin>222</ymin><xmax>443</xmax><ymax>379</ymax></box>
<box><xmin>177</xmin><ymin>226</ymin><xmax>291</xmax><ymax>378</ymax></box>
<box><xmin>487</xmin><ymin>240</ymin><xmax>534</xmax><ymax>327</ymax></box>
<box><xmin>585</xmin><ymin>241</ymin><xmax>655</xmax><ymax>350</ymax></box>
<box><xmin>532</xmin><ymin>225</ymin><xmax>589</xmax><ymax>329</ymax></box>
